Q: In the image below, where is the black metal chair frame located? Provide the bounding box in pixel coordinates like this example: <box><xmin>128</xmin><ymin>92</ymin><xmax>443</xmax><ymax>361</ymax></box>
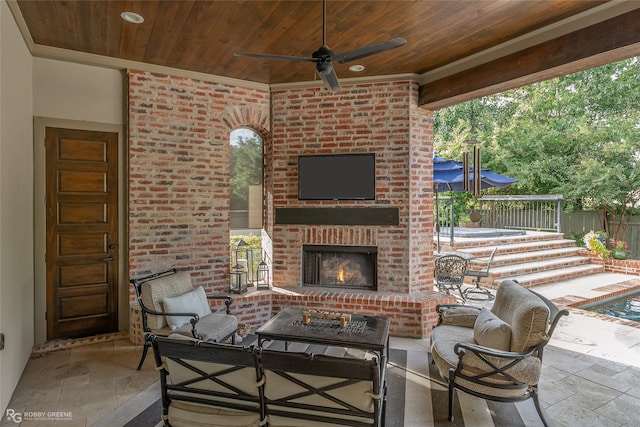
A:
<box><xmin>131</xmin><ymin>268</ymin><xmax>235</xmax><ymax>370</ymax></box>
<box><xmin>150</xmin><ymin>335</ymin><xmax>386</xmax><ymax>427</ymax></box>
<box><xmin>445</xmin><ymin>290</ymin><xmax>569</xmax><ymax>427</ymax></box>
<box><xmin>151</xmin><ymin>335</ymin><xmax>264</xmax><ymax>426</ymax></box>
<box><xmin>463</xmin><ymin>246</ymin><xmax>498</xmax><ymax>301</ymax></box>
<box><xmin>434</xmin><ymin>255</ymin><xmax>468</xmax><ymax>301</ymax></box>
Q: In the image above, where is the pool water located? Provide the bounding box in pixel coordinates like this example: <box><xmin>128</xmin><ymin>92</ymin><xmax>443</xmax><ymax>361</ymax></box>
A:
<box><xmin>585</xmin><ymin>292</ymin><xmax>640</xmax><ymax>322</ymax></box>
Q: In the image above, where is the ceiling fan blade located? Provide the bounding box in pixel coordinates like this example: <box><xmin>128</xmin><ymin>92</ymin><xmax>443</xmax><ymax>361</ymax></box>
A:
<box><xmin>234</xmin><ymin>51</ymin><xmax>316</xmax><ymax>63</ymax></box>
<box><xmin>316</xmin><ymin>61</ymin><xmax>341</xmax><ymax>91</ymax></box>
<box><xmin>335</xmin><ymin>37</ymin><xmax>407</xmax><ymax>64</ymax></box>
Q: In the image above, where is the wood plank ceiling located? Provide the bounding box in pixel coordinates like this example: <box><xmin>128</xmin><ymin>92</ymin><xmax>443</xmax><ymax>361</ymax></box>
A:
<box><xmin>14</xmin><ymin>0</ymin><xmax>640</xmax><ymax>108</ymax></box>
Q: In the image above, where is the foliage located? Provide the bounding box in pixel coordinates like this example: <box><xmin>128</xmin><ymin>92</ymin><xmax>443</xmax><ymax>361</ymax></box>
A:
<box><xmin>230</xmin><ymin>234</ymin><xmax>262</xmax><ymax>250</ymax></box>
<box><xmin>438</xmin><ymin>191</ymin><xmax>478</xmax><ymax>225</ymax></box>
<box><xmin>230</xmin><ymin>234</ymin><xmax>263</xmax><ymax>271</ymax></box>
<box><xmin>434</xmin><ymin>57</ymin><xmax>640</xmax><ymax>242</ymax></box>
<box><xmin>230</xmin><ymin>132</ymin><xmax>263</xmax><ymax>210</ymax></box>
<box><xmin>583</xmin><ymin>230</ymin><xmax>610</xmax><ymax>261</ymax></box>
<box><xmin>611</xmin><ymin>240</ymin><xmax>628</xmax><ymax>250</ymax></box>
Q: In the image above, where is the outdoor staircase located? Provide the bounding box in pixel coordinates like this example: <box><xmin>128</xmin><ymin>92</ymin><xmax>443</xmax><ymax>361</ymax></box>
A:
<box><xmin>447</xmin><ymin>232</ymin><xmax>604</xmax><ymax>288</ymax></box>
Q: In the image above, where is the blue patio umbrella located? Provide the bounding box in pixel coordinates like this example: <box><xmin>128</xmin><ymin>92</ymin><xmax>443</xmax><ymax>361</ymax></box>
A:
<box><xmin>433</xmin><ymin>154</ymin><xmax>516</xmax><ymax>192</ymax></box>
<box><xmin>435</xmin><ymin>168</ymin><xmax>517</xmax><ymax>192</ymax></box>
<box><xmin>433</xmin><ymin>154</ymin><xmax>516</xmax><ymax>249</ymax></box>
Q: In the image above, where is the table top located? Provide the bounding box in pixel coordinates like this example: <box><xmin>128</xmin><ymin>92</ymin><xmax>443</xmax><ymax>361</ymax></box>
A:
<box><xmin>256</xmin><ymin>308</ymin><xmax>390</xmax><ymax>352</ymax></box>
<box><xmin>434</xmin><ymin>251</ymin><xmax>476</xmax><ymax>260</ymax></box>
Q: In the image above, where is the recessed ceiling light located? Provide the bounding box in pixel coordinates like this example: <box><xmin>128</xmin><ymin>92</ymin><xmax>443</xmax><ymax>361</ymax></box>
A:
<box><xmin>121</xmin><ymin>11</ymin><xmax>144</xmax><ymax>24</ymax></box>
<box><xmin>349</xmin><ymin>65</ymin><xmax>365</xmax><ymax>72</ymax></box>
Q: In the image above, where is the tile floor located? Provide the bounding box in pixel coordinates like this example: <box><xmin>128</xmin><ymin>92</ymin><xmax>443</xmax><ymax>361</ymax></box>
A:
<box><xmin>2</xmin><ymin>272</ymin><xmax>640</xmax><ymax>426</ymax></box>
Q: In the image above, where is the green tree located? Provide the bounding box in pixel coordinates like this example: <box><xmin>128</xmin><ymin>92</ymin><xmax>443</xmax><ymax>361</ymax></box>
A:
<box><xmin>434</xmin><ymin>57</ymin><xmax>640</xmax><ymax>240</ymax></box>
<box><xmin>230</xmin><ymin>134</ymin><xmax>262</xmax><ymax>210</ymax></box>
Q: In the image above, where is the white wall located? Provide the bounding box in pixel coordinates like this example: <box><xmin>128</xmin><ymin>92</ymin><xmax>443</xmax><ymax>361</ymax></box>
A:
<box><xmin>32</xmin><ymin>59</ymin><xmax>125</xmax><ymax>344</ymax></box>
<box><xmin>0</xmin><ymin>0</ymin><xmax>34</xmax><ymax>414</ymax></box>
<box><xmin>33</xmin><ymin>58</ymin><xmax>124</xmax><ymax>124</ymax></box>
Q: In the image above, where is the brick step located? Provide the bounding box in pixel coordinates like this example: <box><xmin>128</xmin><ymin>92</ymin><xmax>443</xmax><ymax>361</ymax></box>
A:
<box><xmin>486</xmin><ymin>264</ymin><xmax>605</xmax><ymax>288</ymax></box>
<box><xmin>460</xmin><ymin>245</ymin><xmax>588</xmax><ymax>269</ymax></box>
<box><xmin>486</xmin><ymin>247</ymin><xmax>588</xmax><ymax>268</ymax></box>
<box><xmin>439</xmin><ymin>229</ymin><xmax>606</xmax><ymax>290</ymax></box>
<box><xmin>450</xmin><ymin>231</ymin><xmax>565</xmax><ymax>250</ymax></box>
<box><xmin>487</xmin><ymin>255</ymin><xmax>593</xmax><ymax>280</ymax></box>
<box><xmin>459</xmin><ymin>241</ymin><xmax>584</xmax><ymax>261</ymax></box>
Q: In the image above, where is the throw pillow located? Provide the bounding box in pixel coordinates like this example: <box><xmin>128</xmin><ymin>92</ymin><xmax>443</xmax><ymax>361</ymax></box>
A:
<box><xmin>474</xmin><ymin>307</ymin><xmax>512</xmax><ymax>351</ymax></box>
<box><xmin>439</xmin><ymin>306</ymin><xmax>481</xmax><ymax>327</ymax></box>
<box><xmin>163</xmin><ymin>286</ymin><xmax>211</xmax><ymax>330</ymax></box>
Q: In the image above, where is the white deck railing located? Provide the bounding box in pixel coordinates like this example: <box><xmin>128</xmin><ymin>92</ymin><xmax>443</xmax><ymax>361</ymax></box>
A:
<box><xmin>435</xmin><ymin>195</ymin><xmax>564</xmax><ymax>248</ymax></box>
<box><xmin>479</xmin><ymin>195</ymin><xmax>564</xmax><ymax>232</ymax></box>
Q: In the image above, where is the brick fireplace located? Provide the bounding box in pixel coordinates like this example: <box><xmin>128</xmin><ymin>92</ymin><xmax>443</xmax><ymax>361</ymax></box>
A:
<box><xmin>269</xmin><ymin>82</ymin><xmax>434</xmax><ymax>293</ymax></box>
<box><xmin>263</xmin><ymin>82</ymin><xmax>453</xmax><ymax>337</ymax></box>
<box><xmin>128</xmin><ymin>71</ymin><xmax>453</xmax><ymax>342</ymax></box>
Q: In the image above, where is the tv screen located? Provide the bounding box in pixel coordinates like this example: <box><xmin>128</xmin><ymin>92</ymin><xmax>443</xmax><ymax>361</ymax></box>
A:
<box><xmin>298</xmin><ymin>153</ymin><xmax>376</xmax><ymax>200</ymax></box>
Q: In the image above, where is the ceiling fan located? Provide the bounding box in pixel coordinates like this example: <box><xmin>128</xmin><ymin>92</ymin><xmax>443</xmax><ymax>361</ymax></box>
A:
<box><xmin>234</xmin><ymin>0</ymin><xmax>407</xmax><ymax>91</ymax></box>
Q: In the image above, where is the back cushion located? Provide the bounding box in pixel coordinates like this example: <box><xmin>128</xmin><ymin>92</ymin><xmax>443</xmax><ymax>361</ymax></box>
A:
<box><xmin>163</xmin><ymin>286</ymin><xmax>211</xmax><ymax>330</ymax></box>
<box><xmin>474</xmin><ymin>308</ymin><xmax>512</xmax><ymax>351</ymax></box>
<box><xmin>491</xmin><ymin>280</ymin><xmax>550</xmax><ymax>352</ymax></box>
<box><xmin>141</xmin><ymin>271</ymin><xmax>194</xmax><ymax>329</ymax></box>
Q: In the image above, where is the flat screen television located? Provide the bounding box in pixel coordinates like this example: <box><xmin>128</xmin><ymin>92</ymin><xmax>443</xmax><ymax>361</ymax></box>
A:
<box><xmin>298</xmin><ymin>153</ymin><xmax>376</xmax><ymax>200</ymax></box>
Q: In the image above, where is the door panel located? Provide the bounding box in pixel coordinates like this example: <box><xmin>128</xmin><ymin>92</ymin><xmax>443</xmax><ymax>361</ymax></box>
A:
<box><xmin>46</xmin><ymin>127</ymin><xmax>118</xmax><ymax>340</ymax></box>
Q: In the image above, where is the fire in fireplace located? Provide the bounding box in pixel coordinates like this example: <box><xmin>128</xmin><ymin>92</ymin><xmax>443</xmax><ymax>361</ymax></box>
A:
<box><xmin>302</xmin><ymin>245</ymin><xmax>377</xmax><ymax>290</ymax></box>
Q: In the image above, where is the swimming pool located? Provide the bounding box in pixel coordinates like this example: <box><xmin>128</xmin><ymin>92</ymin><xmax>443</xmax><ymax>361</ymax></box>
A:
<box><xmin>582</xmin><ymin>292</ymin><xmax>640</xmax><ymax>322</ymax></box>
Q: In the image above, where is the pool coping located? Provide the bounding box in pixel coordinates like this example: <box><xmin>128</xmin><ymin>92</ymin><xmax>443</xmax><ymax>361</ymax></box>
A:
<box><xmin>551</xmin><ymin>278</ymin><xmax>640</xmax><ymax>329</ymax></box>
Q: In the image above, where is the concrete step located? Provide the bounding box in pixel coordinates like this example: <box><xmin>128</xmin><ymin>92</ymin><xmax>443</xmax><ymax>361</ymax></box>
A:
<box><xmin>488</xmin><ymin>264</ymin><xmax>605</xmax><ymax>288</ymax></box>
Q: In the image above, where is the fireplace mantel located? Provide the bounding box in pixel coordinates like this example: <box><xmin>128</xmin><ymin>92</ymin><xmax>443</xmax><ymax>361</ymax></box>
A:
<box><xmin>275</xmin><ymin>207</ymin><xmax>399</xmax><ymax>226</ymax></box>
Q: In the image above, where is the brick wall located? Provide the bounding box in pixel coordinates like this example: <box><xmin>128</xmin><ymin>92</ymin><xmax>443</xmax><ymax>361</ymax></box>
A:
<box><xmin>605</xmin><ymin>257</ymin><xmax>640</xmax><ymax>275</ymax></box>
<box><xmin>127</xmin><ymin>73</ymin><xmax>448</xmax><ymax>338</ymax></box>
<box><xmin>127</xmin><ymin>70</ymin><xmax>270</xmax><ymax>294</ymax></box>
<box><xmin>269</xmin><ymin>82</ymin><xmax>435</xmax><ymax>294</ymax></box>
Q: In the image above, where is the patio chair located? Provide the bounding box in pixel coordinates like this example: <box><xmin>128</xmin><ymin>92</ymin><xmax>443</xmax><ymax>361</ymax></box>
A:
<box><xmin>434</xmin><ymin>254</ymin><xmax>468</xmax><ymax>301</ymax></box>
<box><xmin>431</xmin><ymin>280</ymin><xmax>569</xmax><ymax>427</ymax></box>
<box><xmin>463</xmin><ymin>246</ymin><xmax>498</xmax><ymax>300</ymax></box>
<box><xmin>130</xmin><ymin>268</ymin><xmax>238</xmax><ymax>370</ymax></box>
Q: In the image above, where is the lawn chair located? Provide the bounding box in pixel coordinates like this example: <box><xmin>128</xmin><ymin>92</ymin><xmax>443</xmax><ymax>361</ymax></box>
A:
<box><xmin>130</xmin><ymin>268</ymin><xmax>238</xmax><ymax>370</ymax></box>
<box><xmin>463</xmin><ymin>246</ymin><xmax>498</xmax><ymax>300</ymax></box>
<box><xmin>434</xmin><ymin>254</ymin><xmax>468</xmax><ymax>301</ymax></box>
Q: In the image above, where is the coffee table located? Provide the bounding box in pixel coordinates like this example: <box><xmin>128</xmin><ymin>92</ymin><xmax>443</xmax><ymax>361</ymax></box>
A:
<box><xmin>256</xmin><ymin>307</ymin><xmax>390</xmax><ymax>363</ymax></box>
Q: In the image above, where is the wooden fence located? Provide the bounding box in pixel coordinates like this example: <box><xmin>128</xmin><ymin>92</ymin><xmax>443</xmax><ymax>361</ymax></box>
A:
<box><xmin>561</xmin><ymin>211</ymin><xmax>639</xmax><ymax>259</ymax></box>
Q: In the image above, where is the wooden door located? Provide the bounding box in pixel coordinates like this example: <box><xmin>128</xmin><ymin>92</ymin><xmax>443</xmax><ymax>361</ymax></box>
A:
<box><xmin>45</xmin><ymin>127</ymin><xmax>119</xmax><ymax>340</ymax></box>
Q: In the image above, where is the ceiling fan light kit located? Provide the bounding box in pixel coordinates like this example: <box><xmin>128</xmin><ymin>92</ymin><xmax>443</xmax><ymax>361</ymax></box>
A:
<box><xmin>234</xmin><ymin>0</ymin><xmax>406</xmax><ymax>92</ymax></box>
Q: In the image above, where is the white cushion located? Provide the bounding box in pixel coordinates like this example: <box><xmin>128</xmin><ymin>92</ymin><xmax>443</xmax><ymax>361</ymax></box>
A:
<box><xmin>473</xmin><ymin>307</ymin><xmax>512</xmax><ymax>351</ymax></box>
<box><xmin>163</xmin><ymin>286</ymin><xmax>211</xmax><ymax>330</ymax></box>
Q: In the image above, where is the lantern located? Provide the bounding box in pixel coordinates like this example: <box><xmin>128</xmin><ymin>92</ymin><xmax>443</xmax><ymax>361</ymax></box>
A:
<box><xmin>256</xmin><ymin>260</ymin><xmax>270</xmax><ymax>290</ymax></box>
<box><xmin>233</xmin><ymin>239</ymin><xmax>255</xmax><ymax>285</ymax></box>
<box><xmin>229</xmin><ymin>263</ymin><xmax>247</xmax><ymax>294</ymax></box>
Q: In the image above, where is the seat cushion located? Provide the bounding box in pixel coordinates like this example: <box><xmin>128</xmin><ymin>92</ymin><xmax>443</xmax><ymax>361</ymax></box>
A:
<box><xmin>169</xmin><ymin>400</ymin><xmax>262</xmax><ymax>427</ymax></box>
<box><xmin>185</xmin><ymin>313</ymin><xmax>238</xmax><ymax>342</ymax></box>
<box><xmin>474</xmin><ymin>308</ymin><xmax>511</xmax><ymax>351</ymax></box>
<box><xmin>163</xmin><ymin>286</ymin><xmax>211</xmax><ymax>330</ymax></box>
<box><xmin>430</xmin><ymin>324</ymin><xmax>475</xmax><ymax>379</ymax></box>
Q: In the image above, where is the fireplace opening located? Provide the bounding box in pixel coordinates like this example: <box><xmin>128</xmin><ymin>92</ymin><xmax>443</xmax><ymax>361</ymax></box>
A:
<box><xmin>302</xmin><ymin>245</ymin><xmax>377</xmax><ymax>290</ymax></box>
